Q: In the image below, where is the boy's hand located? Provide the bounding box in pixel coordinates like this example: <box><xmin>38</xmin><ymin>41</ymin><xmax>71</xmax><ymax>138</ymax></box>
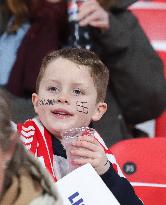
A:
<box><xmin>70</xmin><ymin>135</ymin><xmax>110</xmax><ymax>175</ymax></box>
<box><xmin>77</xmin><ymin>0</ymin><xmax>109</xmax><ymax>30</ymax></box>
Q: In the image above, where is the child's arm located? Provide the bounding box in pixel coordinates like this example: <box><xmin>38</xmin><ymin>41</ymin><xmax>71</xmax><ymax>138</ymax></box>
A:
<box><xmin>101</xmin><ymin>163</ymin><xmax>143</xmax><ymax>205</ymax></box>
<box><xmin>71</xmin><ymin>135</ymin><xmax>143</xmax><ymax>205</ymax></box>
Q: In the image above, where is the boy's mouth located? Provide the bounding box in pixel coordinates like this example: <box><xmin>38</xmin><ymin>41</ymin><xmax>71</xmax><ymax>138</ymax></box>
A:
<box><xmin>52</xmin><ymin>109</ymin><xmax>73</xmax><ymax>119</ymax></box>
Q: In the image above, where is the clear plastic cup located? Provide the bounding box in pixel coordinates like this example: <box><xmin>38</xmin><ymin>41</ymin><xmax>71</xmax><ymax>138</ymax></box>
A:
<box><xmin>61</xmin><ymin>127</ymin><xmax>95</xmax><ymax>173</ymax></box>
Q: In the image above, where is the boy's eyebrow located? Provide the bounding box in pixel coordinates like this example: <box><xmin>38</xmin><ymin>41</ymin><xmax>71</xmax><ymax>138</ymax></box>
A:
<box><xmin>71</xmin><ymin>82</ymin><xmax>89</xmax><ymax>88</ymax></box>
<box><xmin>45</xmin><ymin>80</ymin><xmax>89</xmax><ymax>89</ymax></box>
<box><xmin>46</xmin><ymin>79</ymin><xmax>59</xmax><ymax>84</ymax></box>
<box><xmin>47</xmin><ymin>80</ymin><xmax>88</xmax><ymax>86</ymax></box>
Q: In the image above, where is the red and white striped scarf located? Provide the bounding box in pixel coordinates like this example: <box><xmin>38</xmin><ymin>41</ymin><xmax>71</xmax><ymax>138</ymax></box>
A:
<box><xmin>18</xmin><ymin>118</ymin><xmax>124</xmax><ymax>181</ymax></box>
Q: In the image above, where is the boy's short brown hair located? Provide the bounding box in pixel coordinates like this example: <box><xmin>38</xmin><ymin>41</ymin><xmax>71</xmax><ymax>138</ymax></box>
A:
<box><xmin>36</xmin><ymin>48</ymin><xmax>109</xmax><ymax>102</ymax></box>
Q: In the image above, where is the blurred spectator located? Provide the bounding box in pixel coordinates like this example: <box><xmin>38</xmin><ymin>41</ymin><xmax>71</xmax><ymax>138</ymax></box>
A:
<box><xmin>0</xmin><ymin>0</ymin><xmax>67</xmax><ymax>96</ymax></box>
<box><xmin>0</xmin><ymin>89</ymin><xmax>63</xmax><ymax>205</ymax></box>
<box><xmin>1</xmin><ymin>0</ymin><xmax>166</xmax><ymax>146</ymax></box>
<box><xmin>0</xmin><ymin>0</ymin><xmax>30</xmax><ymax>85</ymax></box>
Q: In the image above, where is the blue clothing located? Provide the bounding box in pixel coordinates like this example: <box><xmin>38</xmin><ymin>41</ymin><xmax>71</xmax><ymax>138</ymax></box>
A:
<box><xmin>0</xmin><ymin>21</ymin><xmax>30</xmax><ymax>85</ymax></box>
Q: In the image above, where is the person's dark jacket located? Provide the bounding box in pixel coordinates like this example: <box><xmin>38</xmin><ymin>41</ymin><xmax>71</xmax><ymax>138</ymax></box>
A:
<box><xmin>92</xmin><ymin>0</ymin><xmax>166</xmax><ymax>145</ymax></box>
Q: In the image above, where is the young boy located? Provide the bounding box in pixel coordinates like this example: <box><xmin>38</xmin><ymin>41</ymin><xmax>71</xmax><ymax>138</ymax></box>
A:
<box><xmin>18</xmin><ymin>48</ymin><xmax>143</xmax><ymax>204</ymax></box>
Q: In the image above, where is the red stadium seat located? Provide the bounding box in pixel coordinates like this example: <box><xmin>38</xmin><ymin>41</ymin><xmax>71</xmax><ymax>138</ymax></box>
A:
<box><xmin>110</xmin><ymin>137</ymin><xmax>166</xmax><ymax>205</ymax></box>
<box><xmin>150</xmin><ymin>0</ymin><xmax>166</xmax><ymax>2</ymax></box>
<box><xmin>155</xmin><ymin>51</ymin><xmax>166</xmax><ymax>137</ymax></box>
<box><xmin>129</xmin><ymin>1</ymin><xmax>166</xmax><ymax>137</ymax></box>
<box><xmin>130</xmin><ymin>1</ymin><xmax>166</xmax><ymax>41</ymax></box>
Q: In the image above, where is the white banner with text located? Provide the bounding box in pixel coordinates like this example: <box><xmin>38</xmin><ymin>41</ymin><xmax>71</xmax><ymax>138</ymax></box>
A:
<box><xmin>56</xmin><ymin>163</ymin><xmax>120</xmax><ymax>205</ymax></box>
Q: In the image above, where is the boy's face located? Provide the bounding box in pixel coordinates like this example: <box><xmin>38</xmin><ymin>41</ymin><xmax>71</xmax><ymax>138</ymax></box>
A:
<box><xmin>32</xmin><ymin>57</ymin><xmax>107</xmax><ymax>138</ymax></box>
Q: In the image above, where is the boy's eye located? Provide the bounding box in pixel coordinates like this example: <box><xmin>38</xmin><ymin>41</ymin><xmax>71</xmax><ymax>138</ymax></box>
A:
<box><xmin>48</xmin><ymin>86</ymin><xmax>59</xmax><ymax>93</ymax></box>
<box><xmin>73</xmin><ymin>88</ymin><xmax>83</xmax><ymax>96</ymax></box>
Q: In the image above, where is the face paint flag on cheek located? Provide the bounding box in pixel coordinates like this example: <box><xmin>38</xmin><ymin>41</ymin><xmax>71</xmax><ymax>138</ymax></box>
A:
<box><xmin>76</xmin><ymin>101</ymin><xmax>88</xmax><ymax>114</ymax></box>
<box><xmin>39</xmin><ymin>98</ymin><xmax>57</xmax><ymax>106</ymax></box>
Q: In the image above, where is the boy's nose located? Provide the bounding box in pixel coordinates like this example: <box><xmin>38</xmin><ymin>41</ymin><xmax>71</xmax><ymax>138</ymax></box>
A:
<box><xmin>57</xmin><ymin>94</ymin><xmax>69</xmax><ymax>104</ymax></box>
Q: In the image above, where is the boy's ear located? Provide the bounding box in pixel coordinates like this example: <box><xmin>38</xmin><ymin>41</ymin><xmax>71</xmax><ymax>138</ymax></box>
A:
<box><xmin>32</xmin><ymin>93</ymin><xmax>39</xmax><ymax>114</ymax></box>
<box><xmin>91</xmin><ymin>102</ymin><xmax>107</xmax><ymax>122</ymax></box>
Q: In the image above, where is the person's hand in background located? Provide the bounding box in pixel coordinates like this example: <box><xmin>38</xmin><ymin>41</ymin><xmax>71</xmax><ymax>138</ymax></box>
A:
<box><xmin>77</xmin><ymin>0</ymin><xmax>109</xmax><ymax>30</ymax></box>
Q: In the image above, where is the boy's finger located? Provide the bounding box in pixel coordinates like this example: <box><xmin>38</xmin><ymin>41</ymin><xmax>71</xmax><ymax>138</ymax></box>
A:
<box><xmin>78</xmin><ymin>135</ymin><xmax>99</xmax><ymax>145</ymax></box>
<box><xmin>73</xmin><ymin>157</ymin><xmax>94</xmax><ymax>166</ymax></box>
<box><xmin>72</xmin><ymin>139</ymin><xmax>103</xmax><ymax>152</ymax></box>
<box><xmin>70</xmin><ymin>148</ymin><xmax>96</xmax><ymax>158</ymax></box>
